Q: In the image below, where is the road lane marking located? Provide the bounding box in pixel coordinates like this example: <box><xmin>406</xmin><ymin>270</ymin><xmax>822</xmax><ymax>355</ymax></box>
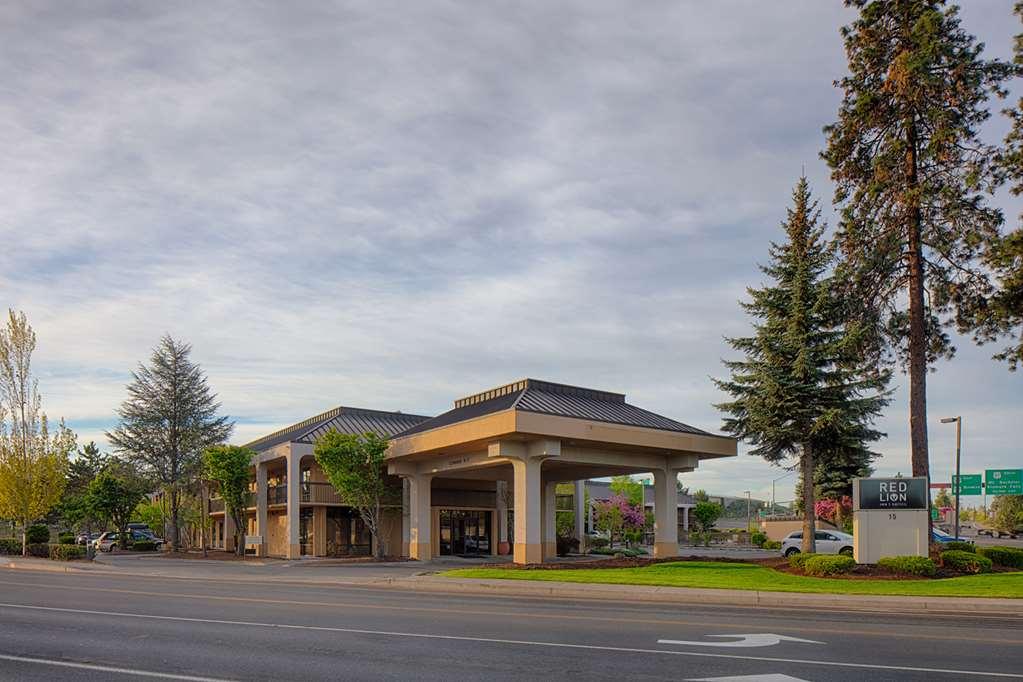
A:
<box><xmin>0</xmin><ymin>653</ymin><xmax>232</xmax><ymax>681</ymax></box>
<box><xmin>657</xmin><ymin>634</ymin><xmax>823</xmax><ymax>648</ymax></box>
<box><xmin>0</xmin><ymin>576</ymin><xmax>1019</xmax><ymax>646</ymax></box>
<box><xmin>1</xmin><ymin>602</ymin><xmax>1021</xmax><ymax>679</ymax></box>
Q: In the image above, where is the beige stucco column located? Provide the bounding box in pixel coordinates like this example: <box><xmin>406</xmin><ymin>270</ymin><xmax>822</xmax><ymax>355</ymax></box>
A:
<box><xmin>512</xmin><ymin>456</ymin><xmax>543</xmax><ymax>564</ymax></box>
<box><xmin>407</xmin><ymin>474</ymin><xmax>433</xmax><ymax>561</ymax></box>
<box><xmin>653</xmin><ymin>469</ymin><xmax>679</xmax><ymax>558</ymax></box>
<box><xmin>401</xmin><ymin>477</ymin><xmax>411</xmax><ymax>558</ymax></box>
<box><xmin>573</xmin><ymin>479</ymin><xmax>586</xmax><ymax>553</ymax></box>
<box><xmin>496</xmin><ymin>480</ymin><xmax>509</xmax><ymax>554</ymax></box>
<box><xmin>286</xmin><ymin>451</ymin><xmax>301</xmax><ymax>559</ymax></box>
<box><xmin>255</xmin><ymin>461</ymin><xmax>268</xmax><ymax>557</ymax></box>
<box><xmin>542</xmin><ymin>480</ymin><xmax>557</xmax><ymax>559</ymax></box>
<box><xmin>223</xmin><ymin>509</ymin><xmax>236</xmax><ymax>553</ymax></box>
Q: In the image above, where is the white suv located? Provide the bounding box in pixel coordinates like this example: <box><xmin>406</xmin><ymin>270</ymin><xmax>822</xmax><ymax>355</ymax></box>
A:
<box><xmin>781</xmin><ymin>530</ymin><xmax>854</xmax><ymax>557</ymax></box>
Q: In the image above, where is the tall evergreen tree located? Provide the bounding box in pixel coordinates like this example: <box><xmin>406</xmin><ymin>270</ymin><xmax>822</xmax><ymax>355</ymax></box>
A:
<box><xmin>822</xmin><ymin>1</ymin><xmax>1012</xmax><ymax>486</ymax></box>
<box><xmin>965</xmin><ymin>2</ymin><xmax>1023</xmax><ymax>371</ymax></box>
<box><xmin>715</xmin><ymin>178</ymin><xmax>890</xmax><ymax>553</ymax></box>
<box><xmin>107</xmin><ymin>336</ymin><xmax>233</xmax><ymax>551</ymax></box>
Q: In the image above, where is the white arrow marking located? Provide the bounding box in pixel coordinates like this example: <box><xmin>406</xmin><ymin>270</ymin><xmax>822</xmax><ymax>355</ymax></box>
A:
<box><xmin>658</xmin><ymin>634</ymin><xmax>824</xmax><ymax>648</ymax></box>
<box><xmin>687</xmin><ymin>675</ymin><xmax>811</xmax><ymax>682</ymax></box>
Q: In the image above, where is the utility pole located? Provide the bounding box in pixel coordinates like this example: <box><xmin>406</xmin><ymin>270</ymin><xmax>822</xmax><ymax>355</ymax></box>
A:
<box><xmin>940</xmin><ymin>416</ymin><xmax>962</xmax><ymax>539</ymax></box>
<box><xmin>745</xmin><ymin>490</ymin><xmax>751</xmax><ymax>536</ymax></box>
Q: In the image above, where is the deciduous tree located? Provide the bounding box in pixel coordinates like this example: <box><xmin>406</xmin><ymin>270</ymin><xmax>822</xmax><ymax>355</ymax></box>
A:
<box><xmin>0</xmin><ymin>310</ymin><xmax>75</xmax><ymax>555</ymax></box>
<box><xmin>85</xmin><ymin>466</ymin><xmax>146</xmax><ymax>549</ymax></box>
<box><xmin>203</xmin><ymin>445</ymin><xmax>255</xmax><ymax>556</ymax></box>
<box><xmin>107</xmin><ymin>336</ymin><xmax>233</xmax><ymax>551</ymax></box>
<box><xmin>314</xmin><ymin>430</ymin><xmax>397</xmax><ymax>559</ymax></box>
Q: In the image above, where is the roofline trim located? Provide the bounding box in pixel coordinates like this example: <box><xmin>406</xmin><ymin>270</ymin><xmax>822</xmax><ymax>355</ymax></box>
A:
<box><xmin>453</xmin><ymin>378</ymin><xmax>626</xmax><ymax>408</ymax></box>
<box><xmin>243</xmin><ymin>405</ymin><xmax>432</xmax><ymax>450</ymax></box>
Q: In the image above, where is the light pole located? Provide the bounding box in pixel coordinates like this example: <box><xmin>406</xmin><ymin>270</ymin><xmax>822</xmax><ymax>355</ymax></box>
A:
<box><xmin>940</xmin><ymin>416</ymin><xmax>962</xmax><ymax>539</ymax></box>
<box><xmin>745</xmin><ymin>490</ymin><xmax>751</xmax><ymax>535</ymax></box>
<box><xmin>771</xmin><ymin>470</ymin><xmax>795</xmax><ymax>514</ymax></box>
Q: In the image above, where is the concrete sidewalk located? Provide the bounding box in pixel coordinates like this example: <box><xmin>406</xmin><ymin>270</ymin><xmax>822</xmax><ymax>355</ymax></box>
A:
<box><xmin>3</xmin><ymin>556</ymin><xmax>1019</xmax><ymax>616</ymax></box>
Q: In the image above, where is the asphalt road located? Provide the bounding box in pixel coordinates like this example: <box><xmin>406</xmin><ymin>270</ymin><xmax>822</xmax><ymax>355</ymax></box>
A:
<box><xmin>0</xmin><ymin>568</ymin><xmax>1020</xmax><ymax>681</ymax></box>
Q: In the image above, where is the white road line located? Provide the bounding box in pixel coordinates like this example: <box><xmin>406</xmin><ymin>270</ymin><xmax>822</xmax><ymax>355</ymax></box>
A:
<box><xmin>2</xmin><ymin>602</ymin><xmax>1021</xmax><ymax>679</ymax></box>
<box><xmin>0</xmin><ymin>653</ymin><xmax>232</xmax><ymax>681</ymax></box>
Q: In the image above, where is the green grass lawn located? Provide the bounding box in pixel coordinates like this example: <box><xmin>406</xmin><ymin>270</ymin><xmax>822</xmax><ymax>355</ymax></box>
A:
<box><xmin>443</xmin><ymin>561</ymin><xmax>1023</xmax><ymax>598</ymax></box>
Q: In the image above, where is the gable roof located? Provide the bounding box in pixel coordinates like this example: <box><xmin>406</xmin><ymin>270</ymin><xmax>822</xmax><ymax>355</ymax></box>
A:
<box><xmin>243</xmin><ymin>406</ymin><xmax>431</xmax><ymax>452</ymax></box>
<box><xmin>393</xmin><ymin>378</ymin><xmax>712</xmax><ymax>438</ymax></box>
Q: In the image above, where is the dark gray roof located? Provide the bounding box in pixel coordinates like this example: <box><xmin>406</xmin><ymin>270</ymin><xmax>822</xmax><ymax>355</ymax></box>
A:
<box><xmin>394</xmin><ymin>378</ymin><xmax>712</xmax><ymax>438</ymax></box>
<box><xmin>244</xmin><ymin>406</ymin><xmax>431</xmax><ymax>452</ymax></box>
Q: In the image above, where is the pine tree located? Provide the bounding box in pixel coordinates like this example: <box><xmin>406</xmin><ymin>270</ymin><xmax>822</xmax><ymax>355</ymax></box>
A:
<box><xmin>822</xmin><ymin>1</ymin><xmax>1012</xmax><ymax>487</ymax></box>
<box><xmin>107</xmin><ymin>336</ymin><xmax>233</xmax><ymax>551</ymax></box>
<box><xmin>715</xmin><ymin>178</ymin><xmax>890</xmax><ymax>553</ymax></box>
<box><xmin>965</xmin><ymin>2</ymin><xmax>1023</xmax><ymax>371</ymax></box>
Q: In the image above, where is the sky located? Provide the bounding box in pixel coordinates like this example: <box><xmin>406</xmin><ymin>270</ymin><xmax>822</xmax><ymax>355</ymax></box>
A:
<box><xmin>2</xmin><ymin>1</ymin><xmax>1020</xmax><ymax>505</ymax></box>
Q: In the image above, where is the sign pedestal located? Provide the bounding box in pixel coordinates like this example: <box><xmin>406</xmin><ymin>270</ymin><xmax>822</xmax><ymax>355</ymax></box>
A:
<box><xmin>852</xmin><ymin>477</ymin><xmax>929</xmax><ymax>564</ymax></box>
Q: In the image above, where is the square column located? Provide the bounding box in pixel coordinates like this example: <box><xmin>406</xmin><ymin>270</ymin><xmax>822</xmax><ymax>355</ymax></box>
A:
<box><xmin>542</xmin><ymin>480</ymin><xmax>557</xmax><ymax>559</ymax></box>
<box><xmin>496</xmin><ymin>480</ymin><xmax>510</xmax><ymax>555</ymax></box>
<box><xmin>653</xmin><ymin>469</ymin><xmax>679</xmax><ymax>558</ymax></box>
<box><xmin>286</xmin><ymin>452</ymin><xmax>301</xmax><ymax>559</ymax></box>
<box><xmin>573</xmin><ymin>479</ymin><xmax>586</xmax><ymax>553</ymax></box>
<box><xmin>224</xmin><ymin>509</ymin><xmax>236</xmax><ymax>553</ymax></box>
<box><xmin>255</xmin><ymin>461</ymin><xmax>268</xmax><ymax>557</ymax></box>
<box><xmin>512</xmin><ymin>457</ymin><xmax>543</xmax><ymax>564</ymax></box>
<box><xmin>407</xmin><ymin>474</ymin><xmax>433</xmax><ymax>561</ymax></box>
<box><xmin>401</xmin><ymin>478</ymin><xmax>411</xmax><ymax>558</ymax></box>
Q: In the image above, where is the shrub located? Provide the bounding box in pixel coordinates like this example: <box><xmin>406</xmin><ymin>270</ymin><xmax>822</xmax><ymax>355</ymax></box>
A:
<box><xmin>130</xmin><ymin>540</ymin><xmax>158</xmax><ymax>552</ymax></box>
<box><xmin>26</xmin><ymin>543</ymin><xmax>49</xmax><ymax>558</ymax></box>
<box><xmin>58</xmin><ymin>532</ymin><xmax>76</xmax><ymax>545</ymax></box>
<box><xmin>750</xmin><ymin>531</ymin><xmax>767</xmax><ymax>547</ymax></box>
<box><xmin>49</xmin><ymin>544</ymin><xmax>87</xmax><ymax>561</ymax></box>
<box><xmin>803</xmin><ymin>554</ymin><xmax>856</xmax><ymax>576</ymax></box>
<box><xmin>589</xmin><ymin>547</ymin><xmax>615</xmax><ymax>556</ymax></box>
<box><xmin>878</xmin><ymin>556</ymin><xmax>937</xmax><ymax>577</ymax></box>
<box><xmin>977</xmin><ymin>546</ymin><xmax>1023</xmax><ymax>569</ymax></box>
<box><xmin>587</xmin><ymin>535</ymin><xmax>610</xmax><ymax>550</ymax></box>
<box><xmin>26</xmin><ymin>524</ymin><xmax>50</xmax><ymax>544</ymax></box>
<box><xmin>556</xmin><ymin>536</ymin><xmax>580</xmax><ymax>557</ymax></box>
<box><xmin>941</xmin><ymin>549</ymin><xmax>992</xmax><ymax>574</ymax></box>
<box><xmin>788</xmin><ymin>552</ymin><xmax>814</xmax><ymax>570</ymax></box>
<box><xmin>763</xmin><ymin>540</ymin><xmax>782</xmax><ymax>550</ymax></box>
<box><xmin>0</xmin><ymin>539</ymin><xmax>21</xmax><ymax>555</ymax></box>
<box><xmin>944</xmin><ymin>540</ymin><xmax>976</xmax><ymax>553</ymax></box>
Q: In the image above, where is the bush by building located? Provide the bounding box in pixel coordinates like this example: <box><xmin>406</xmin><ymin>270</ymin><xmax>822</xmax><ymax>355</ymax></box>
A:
<box><xmin>802</xmin><ymin>554</ymin><xmax>856</xmax><ymax>576</ymax></box>
<box><xmin>977</xmin><ymin>546</ymin><xmax>1023</xmax><ymax>569</ymax></box>
<box><xmin>941</xmin><ymin>549</ymin><xmax>992</xmax><ymax>574</ymax></box>
<box><xmin>944</xmin><ymin>540</ymin><xmax>976</xmax><ymax>553</ymax></box>
<box><xmin>25</xmin><ymin>524</ymin><xmax>50</xmax><ymax>544</ymax></box>
<box><xmin>788</xmin><ymin>552</ymin><xmax>815</xmax><ymax>570</ymax></box>
<box><xmin>587</xmin><ymin>535</ymin><xmax>609</xmax><ymax>550</ymax></box>
<box><xmin>877</xmin><ymin>556</ymin><xmax>937</xmax><ymax>577</ymax></box>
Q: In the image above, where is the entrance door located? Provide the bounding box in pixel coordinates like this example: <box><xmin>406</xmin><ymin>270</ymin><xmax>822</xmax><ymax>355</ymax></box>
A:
<box><xmin>439</xmin><ymin>510</ymin><xmax>492</xmax><ymax>556</ymax></box>
<box><xmin>299</xmin><ymin>509</ymin><xmax>314</xmax><ymax>556</ymax></box>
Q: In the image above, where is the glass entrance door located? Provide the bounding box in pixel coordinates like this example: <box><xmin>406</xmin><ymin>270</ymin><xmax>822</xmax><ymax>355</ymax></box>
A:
<box><xmin>439</xmin><ymin>510</ymin><xmax>491</xmax><ymax>556</ymax></box>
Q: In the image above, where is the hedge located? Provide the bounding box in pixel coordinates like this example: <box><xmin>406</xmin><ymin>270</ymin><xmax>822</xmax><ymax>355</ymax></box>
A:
<box><xmin>763</xmin><ymin>540</ymin><xmax>782</xmax><ymax>550</ymax></box>
<box><xmin>941</xmin><ymin>549</ymin><xmax>992</xmax><ymax>574</ymax></box>
<box><xmin>26</xmin><ymin>524</ymin><xmax>50</xmax><ymax>544</ymax></box>
<box><xmin>49</xmin><ymin>544</ymin><xmax>87</xmax><ymax>561</ymax></box>
<box><xmin>0</xmin><ymin>539</ymin><xmax>21</xmax><ymax>555</ymax></box>
<box><xmin>129</xmin><ymin>540</ymin><xmax>158</xmax><ymax>552</ymax></box>
<box><xmin>977</xmin><ymin>546</ymin><xmax>1023</xmax><ymax>569</ymax></box>
<box><xmin>877</xmin><ymin>555</ymin><xmax>937</xmax><ymax>577</ymax></box>
<box><xmin>0</xmin><ymin>540</ymin><xmax>49</xmax><ymax>557</ymax></box>
<box><xmin>788</xmin><ymin>552</ymin><xmax>814</xmax><ymax>570</ymax></box>
<box><xmin>58</xmin><ymin>532</ymin><xmax>76</xmax><ymax>545</ymax></box>
<box><xmin>943</xmin><ymin>540</ymin><xmax>976</xmax><ymax>553</ymax></box>
<box><xmin>803</xmin><ymin>554</ymin><xmax>856</xmax><ymax>576</ymax></box>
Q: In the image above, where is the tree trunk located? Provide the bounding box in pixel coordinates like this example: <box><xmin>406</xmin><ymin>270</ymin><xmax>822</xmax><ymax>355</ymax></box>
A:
<box><xmin>801</xmin><ymin>443</ymin><xmax>817</xmax><ymax>554</ymax></box>
<box><xmin>170</xmin><ymin>488</ymin><xmax>181</xmax><ymax>552</ymax></box>
<box><xmin>201</xmin><ymin>485</ymin><xmax>208</xmax><ymax>558</ymax></box>
<box><xmin>905</xmin><ymin>113</ymin><xmax>932</xmax><ymax>538</ymax></box>
<box><xmin>21</xmin><ymin>527</ymin><xmax>26</xmax><ymax>557</ymax></box>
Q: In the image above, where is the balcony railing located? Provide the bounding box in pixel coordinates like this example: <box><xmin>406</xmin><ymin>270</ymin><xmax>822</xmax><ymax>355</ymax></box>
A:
<box><xmin>268</xmin><ymin>484</ymin><xmax>287</xmax><ymax>505</ymax></box>
<box><xmin>209</xmin><ymin>497</ymin><xmax>225</xmax><ymax>513</ymax></box>
<box><xmin>302</xmin><ymin>482</ymin><xmax>343</xmax><ymax>504</ymax></box>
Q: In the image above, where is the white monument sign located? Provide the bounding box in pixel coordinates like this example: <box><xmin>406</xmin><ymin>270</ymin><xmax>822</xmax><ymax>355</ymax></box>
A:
<box><xmin>852</xmin><ymin>476</ymin><xmax>929</xmax><ymax>564</ymax></box>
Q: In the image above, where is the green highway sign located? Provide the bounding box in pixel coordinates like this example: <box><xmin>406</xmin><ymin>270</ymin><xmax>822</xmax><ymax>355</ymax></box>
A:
<box><xmin>985</xmin><ymin>469</ymin><xmax>1023</xmax><ymax>495</ymax></box>
<box><xmin>931</xmin><ymin>507</ymin><xmax>940</xmax><ymax>521</ymax></box>
<box><xmin>952</xmin><ymin>474</ymin><xmax>983</xmax><ymax>495</ymax></box>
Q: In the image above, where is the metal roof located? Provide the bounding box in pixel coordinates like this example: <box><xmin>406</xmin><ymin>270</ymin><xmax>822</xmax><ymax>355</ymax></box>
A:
<box><xmin>394</xmin><ymin>378</ymin><xmax>712</xmax><ymax>438</ymax></box>
<box><xmin>244</xmin><ymin>406</ymin><xmax>431</xmax><ymax>452</ymax></box>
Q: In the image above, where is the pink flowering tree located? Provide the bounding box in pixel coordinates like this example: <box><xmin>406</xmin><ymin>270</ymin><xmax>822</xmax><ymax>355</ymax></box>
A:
<box><xmin>593</xmin><ymin>494</ymin><xmax>646</xmax><ymax>547</ymax></box>
<box><xmin>814</xmin><ymin>496</ymin><xmax>853</xmax><ymax>531</ymax></box>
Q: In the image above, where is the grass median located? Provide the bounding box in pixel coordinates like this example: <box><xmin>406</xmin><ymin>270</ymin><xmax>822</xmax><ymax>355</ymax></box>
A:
<box><xmin>443</xmin><ymin>561</ymin><xmax>1023</xmax><ymax>598</ymax></box>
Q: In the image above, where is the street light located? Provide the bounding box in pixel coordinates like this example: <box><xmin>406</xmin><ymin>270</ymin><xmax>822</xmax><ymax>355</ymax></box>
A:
<box><xmin>771</xmin><ymin>470</ymin><xmax>795</xmax><ymax>514</ymax></box>
<box><xmin>745</xmin><ymin>490</ymin><xmax>751</xmax><ymax>534</ymax></box>
<box><xmin>940</xmin><ymin>416</ymin><xmax>962</xmax><ymax>540</ymax></box>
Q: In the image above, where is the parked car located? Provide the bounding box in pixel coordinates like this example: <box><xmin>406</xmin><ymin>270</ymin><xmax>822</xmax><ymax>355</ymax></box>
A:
<box><xmin>931</xmin><ymin>528</ymin><xmax>970</xmax><ymax>544</ymax></box>
<box><xmin>780</xmin><ymin>530</ymin><xmax>854</xmax><ymax>557</ymax></box>
<box><xmin>76</xmin><ymin>531</ymin><xmax>102</xmax><ymax>546</ymax></box>
<box><xmin>95</xmin><ymin>530</ymin><xmax>165</xmax><ymax>552</ymax></box>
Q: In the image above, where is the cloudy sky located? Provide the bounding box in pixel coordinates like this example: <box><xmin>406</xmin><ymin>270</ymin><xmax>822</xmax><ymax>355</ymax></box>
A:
<box><xmin>2</xmin><ymin>1</ymin><xmax>1019</xmax><ymax>504</ymax></box>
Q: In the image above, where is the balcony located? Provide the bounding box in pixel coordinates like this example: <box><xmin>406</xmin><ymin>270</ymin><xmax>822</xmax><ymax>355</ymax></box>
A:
<box><xmin>302</xmin><ymin>482</ymin><xmax>343</xmax><ymax>505</ymax></box>
<box><xmin>268</xmin><ymin>484</ymin><xmax>287</xmax><ymax>505</ymax></box>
